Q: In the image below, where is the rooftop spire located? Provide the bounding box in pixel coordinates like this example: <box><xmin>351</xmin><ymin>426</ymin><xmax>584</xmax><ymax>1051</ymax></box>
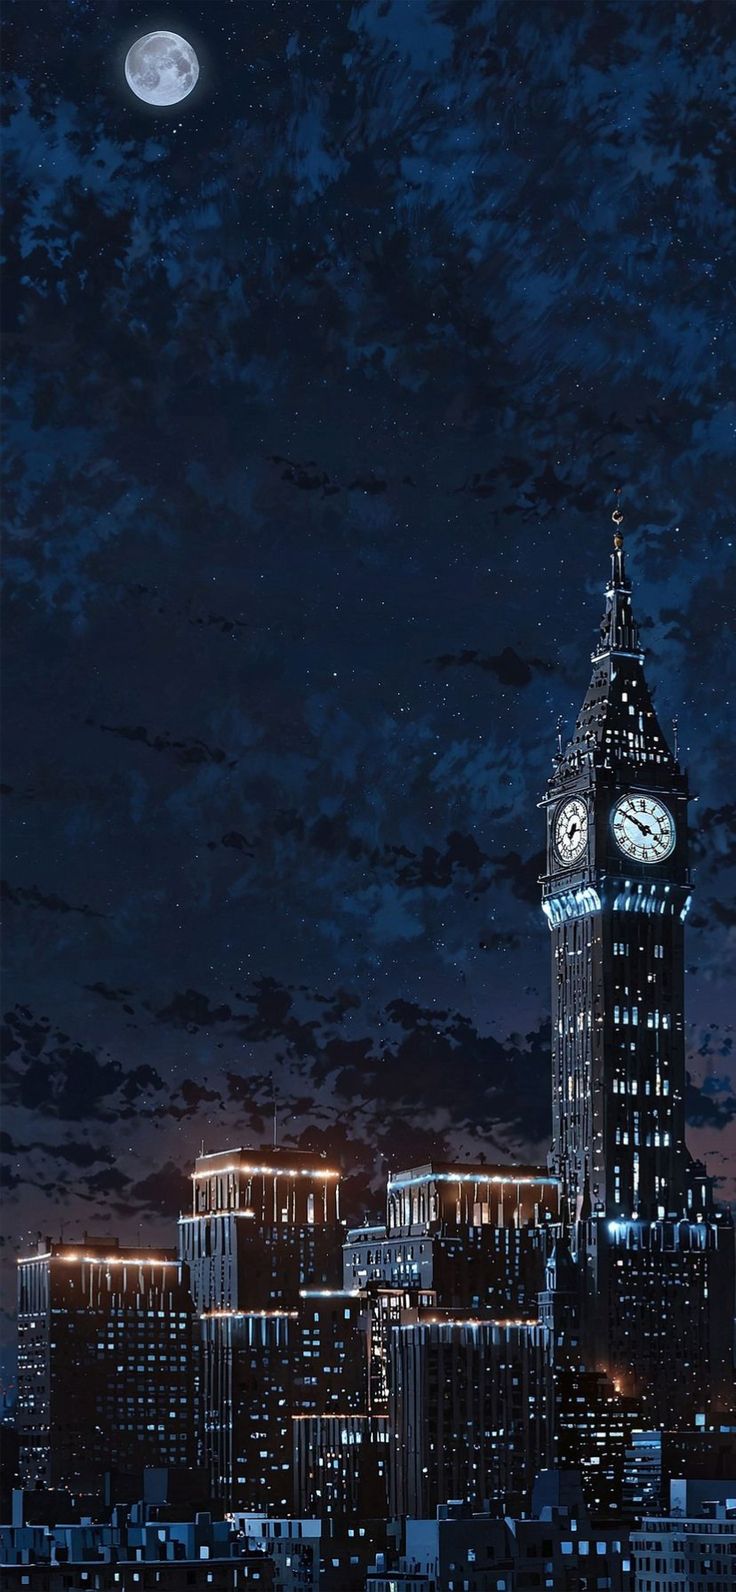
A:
<box><xmin>552</xmin><ymin>498</ymin><xmax>679</xmax><ymax>778</ymax></box>
<box><xmin>611</xmin><ymin>499</ymin><xmax>626</xmax><ymax>587</ymax></box>
<box><xmin>594</xmin><ymin>494</ymin><xmax>641</xmax><ymax>660</ymax></box>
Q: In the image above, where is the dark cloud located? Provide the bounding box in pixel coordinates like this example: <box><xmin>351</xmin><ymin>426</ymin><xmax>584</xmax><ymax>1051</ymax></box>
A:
<box><xmin>154</xmin><ymin>990</ymin><xmax>235</xmax><ymax>1031</ymax></box>
<box><xmin>686</xmin><ymin>1074</ymin><xmax>736</xmax><ymax>1133</ymax></box>
<box><xmin>88</xmin><ymin>721</ymin><xmax>237</xmax><ymax>770</ymax></box>
<box><xmin>84</xmin><ymin>982</ymin><xmax>136</xmax><ymax>1012</ymax></box>
<box><xmin>207</xmin><ymin>831</ymin><xmax>255</xmax><ymax>855</ymax></box>
<box><xmin>269</xmin><ymin>455</ymin><xmax>340</xmax><ymax>496</ymax></box>
<box><xmin>152</xmin><ymin>1078</ymin><xmax>225</xmax><ymax>1123</ymax></box>
<box><xmin>126</xmin><ymin>1162</ymin><xmax>192</xmax><ymax>1220</ymax></box>
<box><xmin>2</xmin><ymin>1008</ymin><xmax>165</xmax><ymax>1123</ymax></box>
<box><xmin>432</xmin><ymin>648</ymin><xmax>554</xmax><ymax>687</ymax></box>
<box><xmin>2</xmin><ymin>880</ymin><xmax>104</xmax><ymax>919</ymax></box>
<box><xmin>0</xmin><ymin>1131</ymin><xmax>115</xmax><ymax>1170</ymax></box>
<box><xmin>479</xmin><ymin>932</ymin><xmax>521</xmax><ymax>952</ymax></box>
<box><xmin>492</xmin><ymin>851</ymin><xmax>547</xmax><ymax>906</ymax></box>
<box><xmin>690</xmin><ymin>804</ymin><xmax>736</xmax><ymax>867</ymax></box>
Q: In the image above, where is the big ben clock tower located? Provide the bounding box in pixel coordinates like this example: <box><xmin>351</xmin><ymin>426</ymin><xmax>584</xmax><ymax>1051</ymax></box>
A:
<box><xmin>542</xmin><ymin>513</ymin><xmax>690</xmax><ymax>1224</ymax></box>
<box><xmin>540</xmin><ymin>512</ymin><xmax>734</xmax><ymax>1421</ymax></box>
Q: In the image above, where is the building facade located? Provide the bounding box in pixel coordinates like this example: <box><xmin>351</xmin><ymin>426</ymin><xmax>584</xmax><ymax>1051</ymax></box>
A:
<box><xmin>180</xmin><ymin>1148</ymin><xmax>351</xmax><ymax>1511</ymax></box>
<box><xmin>180</xmin><ymin>1146</ymin><xmax>343</xmax><ymax>1313</ymax></box>
<box><xmin>196</xmin><ymin>1295</ymin><xmax>370</xmax><ymax>1514</ymax></box>
<box><xmin>293</xmin><ymin>1413</ymin><xmax>390</xmax><ymax>1521</ymax></box>
<box><xmin>16</xmin><ymin>1238</ymin><xmax>195</xmax><ymax>1494</ymax></box>
<box><xmin>344</xmin><ymin>1163</ymin><xmax>559</xmax><ymax>1319</ymax></box>
<box><xmin>389</xmin><ymin>1318</ymin><xmax>552</xmax><ymax>1519</ymax></box>
<box><xmin>631</xmin><ymin>1504</ymin><xmax>736</xmax><ymax>1592</ymax></box>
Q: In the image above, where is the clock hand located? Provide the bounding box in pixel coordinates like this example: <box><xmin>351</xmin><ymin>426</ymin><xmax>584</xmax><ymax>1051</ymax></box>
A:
<box><xmin>629</xmin><ymin>815</ymin><xmax>654</xmax><ymax>838</ymax></box>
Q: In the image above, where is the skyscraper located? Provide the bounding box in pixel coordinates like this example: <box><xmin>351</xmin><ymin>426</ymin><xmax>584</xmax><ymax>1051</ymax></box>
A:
<box><xmin>179</xmin><ymin>1146</ymin><xmax>347</xmax><ymax>1510</ymax></box>
<box><xmin>180</xmin><ymin>1146</ymin><xmax>342</xmax><ymax>1313</ymax></box>
<box><xmin>541</xmin><ymin>522</ymin><xmax>734</xmax><ymax>1422</ymax></box>
<box><xmin>388</xmin><ymin>1317</ymin><xmax>552</xmax><ymax>1518</ymax></box>
<box><xmin>17</xmin><ymin>1237</ymin><xmax>195</xmax><ymax>1494</ymax></box>
<box><xmin>344</xmin><ymin>1161</ymin><xmax>559</xmax><ymax>1316</ymax></box>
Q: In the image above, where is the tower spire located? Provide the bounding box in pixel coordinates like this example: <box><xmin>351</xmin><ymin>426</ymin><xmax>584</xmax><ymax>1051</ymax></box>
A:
<box><xmin>611</xmin><ymin>496</ymin><xmax>626</xmax><ymax>588</ymax></box>
<box><xmin>594</xmin><ymin>494</ymin><xmax>641</xmax><ymax>660</ymax></box>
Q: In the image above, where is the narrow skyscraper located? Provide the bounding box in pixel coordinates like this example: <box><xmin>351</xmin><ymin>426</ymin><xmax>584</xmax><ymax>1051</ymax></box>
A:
<box><xmin>179</xmin><ymin>1146</ymin><xmax>346</xmax><ymax>1510</ymax></box>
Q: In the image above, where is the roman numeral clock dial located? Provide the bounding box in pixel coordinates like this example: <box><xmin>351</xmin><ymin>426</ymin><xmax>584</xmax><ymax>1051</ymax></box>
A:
<box><xmin>554</xmin><ymin>796</ymin><xmax>588</xmax><ymax>866</ymax></box>
<box><xmin>612</xmin><ymin>793</ymin><xmax>675</xmax><ymax>863</ymax></box>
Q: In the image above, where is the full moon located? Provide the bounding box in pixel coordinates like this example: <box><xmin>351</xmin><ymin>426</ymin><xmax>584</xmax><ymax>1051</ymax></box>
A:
<box><xmin>124</xmin><ymin>31</ymin><xmax>199</xmax><ymax>107</ymax></box>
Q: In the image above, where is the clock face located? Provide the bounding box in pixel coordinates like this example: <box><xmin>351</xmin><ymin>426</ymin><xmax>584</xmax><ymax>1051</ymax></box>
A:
<box><xmin>612</xmin><ymin>793</ymin><xmax>675</xmax><ymax>864</ymax></box>
<box><xmin>554</xmin><ymin>797</ymin><xmax>589</xmax><ymax>866</ymax></box>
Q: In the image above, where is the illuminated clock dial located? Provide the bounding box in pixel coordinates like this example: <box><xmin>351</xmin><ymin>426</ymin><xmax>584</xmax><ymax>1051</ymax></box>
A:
<box><xmin>554</xmin><ymin>797</ymin><xmax>589</xmax><ymax>866</ymax></box>
<box><xmin>612</xmin><ymin>793</ymin><xmax>675</xmax><ymax>864</ymax></box>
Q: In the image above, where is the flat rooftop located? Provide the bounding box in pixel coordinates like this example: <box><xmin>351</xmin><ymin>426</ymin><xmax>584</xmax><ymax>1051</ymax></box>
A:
<box><xmin>387</xmin><ymin>1161</ymin><xmax>558</xmax><ymax>1187</ymax></box>
<box><xmin>19</xmin><ymin>1237</ymin><xmax>178</xmax><ymax>1265</ymax></box>
<box><xmin>193</xmin><ymin>1145</ymin><xmax>340</xmax><ymax>1178</ymax></box>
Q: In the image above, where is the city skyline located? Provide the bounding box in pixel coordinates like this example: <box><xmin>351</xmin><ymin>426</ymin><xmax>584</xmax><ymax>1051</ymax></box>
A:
<box><xmin>3</xmin><ymin>0</ymin><xmax>735</xmax><ymax>1414</ymax></box>
<box><xmin>10</xmin><ymin>511</ymin><xmax>733</xmax><ymax>1575</ymax></box>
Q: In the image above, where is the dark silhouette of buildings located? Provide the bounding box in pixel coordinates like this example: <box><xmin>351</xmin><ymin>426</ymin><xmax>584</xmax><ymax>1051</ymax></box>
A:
<box><xmin>368</xmin><ymin>1474</ymin><xmax>637</xmax><ymax>1591</ymax></box>
<box><xmin>630</xmin><ymin>1501</ymin><xmax>736</xmax><ymax>1592</ymax></box>
<box><xmin>0</xmin><ymin>1513</ymin><xmax>276</xmax><ymax>1590</ymax></box>
<box><xmin>540</xmin><ymin>1231</ymin><xmax>637</xmax><ymax>1515</ymax></box>
<box><xmin>16</xmin><ymin>1238</ymin><xmax>195</xmax><ymax>1494</ymax></box>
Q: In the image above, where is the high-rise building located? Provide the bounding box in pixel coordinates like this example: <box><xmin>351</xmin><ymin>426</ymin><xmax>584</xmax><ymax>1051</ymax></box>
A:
<box><xmin>180</xmin><ymin>1147</ymin><xmax>348</xmax><ymax>1511</ymax></box>
<box><xmin>388</xmin><ymin>1317</ymin><xmax>552</xmax><ymax>1518</ymax></box>
<box><xmin>622</xmin><ymin>1430</ymin><xmax>663</xmax><ymax>1516</ymax></box>
<box><xmin>540</xmin><ymin>1232</ymin><xmax>636</xmax><ymax>1516</ymax></box>
<box><xmin>199</xmin><ymin>1291</ymin><xmax>368</xmax><ymax>1513</ymax></box>
<box><xmin>180</xmin><ymin>1146</ymin><xmax>343</xmax><ymax>1312</ymax></box>
<box><xmin>541</xmin><ymin>524</ymin><xmax>735</xmax><ymax>1423</ymax></box>
<box><xmin>16</xmin><ymin>1237</ymin><xmax>195</xmax><ymax>1494</ymax></box>
<box><xmin>662</xmin><ymin>1426</ymin><xmax>736</xmax><ymax>1493</ymax></box>
<box><xmin>344</xmin><ymin>1162</ymin><xmax>559</xmax><ymax>1317</ymax></box>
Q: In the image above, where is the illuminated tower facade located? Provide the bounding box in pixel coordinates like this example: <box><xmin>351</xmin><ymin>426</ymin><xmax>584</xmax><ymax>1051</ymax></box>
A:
<box><xmin>541</xmin><ymin>523</ymin><xmax>690</xmax><ymax>1223</ymax></box>
<box><xmin>540</xmin><ymin>521</ymin><xmax>734</xmax><ymax>1421</ymax></box>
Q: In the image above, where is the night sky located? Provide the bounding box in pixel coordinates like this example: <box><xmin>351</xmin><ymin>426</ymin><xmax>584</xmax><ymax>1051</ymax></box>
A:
<box><xmin>3</xmin><ymin>0</ymin><xmax>735</xmax><ymax>1382</ymax></box>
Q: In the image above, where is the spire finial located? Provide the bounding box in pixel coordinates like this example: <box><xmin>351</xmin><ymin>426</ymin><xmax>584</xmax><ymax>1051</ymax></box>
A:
<box><xmin>612</xmin><ymin>486</ymin><xmax>624</xmax><ymax>551</ymax></box>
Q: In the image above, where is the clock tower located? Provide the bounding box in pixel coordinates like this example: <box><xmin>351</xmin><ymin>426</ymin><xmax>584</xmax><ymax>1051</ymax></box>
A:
<box><xmin>542</xmin><ymin>519</ymin><xmax>690</xmax><ymax>1223</ymax></box>
<box><xmin>540</xmin><ymin>515</ymin><xmax>734</xmax><ymax>1422</ymax></box>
